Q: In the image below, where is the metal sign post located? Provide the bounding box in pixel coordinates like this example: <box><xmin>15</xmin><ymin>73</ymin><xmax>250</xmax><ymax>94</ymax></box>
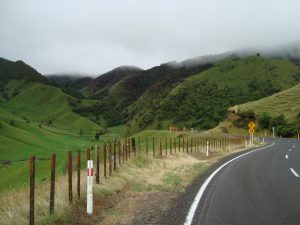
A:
<box><xmin>87</xmin><ymin>160</ymin><xmax>93</xmax><ymax>215</ymax></box>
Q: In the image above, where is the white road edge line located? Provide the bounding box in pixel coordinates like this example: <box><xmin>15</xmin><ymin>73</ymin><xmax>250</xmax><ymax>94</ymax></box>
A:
<box><xmin>290</xmin><ymin>168</ymin><xmax>300</xmax><ymax>177</ymax></box>
<box><xmin>286</xmin><ymin>155</ymin><xmax>288</xmax><ymax>159</ymax></box>
<box><xmin>183</xmin><ymin>142</ymin><xmax>275</xmax><ymax>225</ymax></box>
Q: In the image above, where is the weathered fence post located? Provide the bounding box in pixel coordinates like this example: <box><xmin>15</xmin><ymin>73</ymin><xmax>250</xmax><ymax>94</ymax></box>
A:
<box><xmin>186</xmin><ymin>137</ymin><xmax>189</xmax><ymax>153</ymax></box>
<box><xmin>170</xmin><ymin>138</ymin><xmax>172</xmax><ymax>155</ymax></box>
<box><xmin>118</xmin><ymin>140</ymin><xmax>121</xmax><ymax>166</ymax></box>
<box><xmin>96</xmin><ymin>145</ymin><xmax>100</xmax><ymax>184</ymax></box>
<box><xmin>50</xmin><ymin>153</ymin><xmax>56</xmax><ymax>214</ymax></box>
<box><xmin>179</xmin><ymin>136</ymin><xmax>181</xmax><ymax>152</ymax></box>
<box><xmin>68</xmin><ymin>151</ymin><xmax>72</xmax><ymax>204</ymax></box>
<box><xmin>132</xmin><ymin>138</ymin><xmax>136</xmax><ymax>157</ymax></box>
<box><xmin>104</xmin><ymin>144</ymin><xmax>107</xmax><ymax>178</ymax></box>
<box><xmin>190</xmin><ymin>137</ymin><xmax>193</xmax><ymax>153</ymax></box>
<box><xmin>153</xmin><ymin>137</ymin><xmax>155</xmax><ymax>157</ymax></box>
<box><xmin>29</xmin><ymin>156</ymin><xmax>36</xmax><ymax>225</ymax></box>
<box><xmin>113</xmin><ymin>140</ymin><xmax>116</xmax><ymax>171</ymax></box>
<box><xmin>159</xmin><ymin>138</ymin><xmax>162</xmax><ymax>156</ymax></box>
<box><xmin>109</xmin><ymin>142</ymin><xmax>112</xmax><ymax>176</ymax></box>
<box><xmin>174</xmin><ymin>138</ymin><xmax>176</xmax><ymax>153</ymax></box>
<box><xmin>138</xmin><ymin>137</ymin><xmax>141</xmax><ymax>154</ymax></box>
<box><xmin>146</xmin><ymin>137</ymin><xmax>149</xmax><ymax>157</ymax></box>
<box><xmin>77</xmin><ymin>150</ymin><xmax>81</xmax><ymax>198</ymax></box>
<box><xmin>165</xmin><ymin>138</ymin><xmax>168</xmax><ymax>156</ymax></box>
<box><xmin>86</xmin><ymin>148</ymin><xmax>90</xmax><ymax>161</ymax></box>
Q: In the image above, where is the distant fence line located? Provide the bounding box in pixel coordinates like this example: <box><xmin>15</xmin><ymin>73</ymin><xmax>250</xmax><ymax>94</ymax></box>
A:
<box><xmin>28</xmin><ymin>134</ymin><xmax>246</xmax><ymax>225</ymax></box>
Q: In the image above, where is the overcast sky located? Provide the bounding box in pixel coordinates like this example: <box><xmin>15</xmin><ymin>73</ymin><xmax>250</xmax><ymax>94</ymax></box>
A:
<box><xmin>0</xmin><ymin>0</ymin><xmax>300</xmax><ymax>75</ymax></box>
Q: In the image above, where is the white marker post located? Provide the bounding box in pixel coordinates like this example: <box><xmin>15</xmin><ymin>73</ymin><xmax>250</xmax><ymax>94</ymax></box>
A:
<box><xmin>206</xmin><ymin>141</ymin><xmax>209</xmax><ymax>157</ymax></box>
<box><xmin>87</xmin><ymin>160</ymin><xmax>93</xmax><ymax>215</ymax></box>
<box><xmin>272</xmin><ymin>127</ymin><xmax>275</xmax><ymax>138</ymax></box>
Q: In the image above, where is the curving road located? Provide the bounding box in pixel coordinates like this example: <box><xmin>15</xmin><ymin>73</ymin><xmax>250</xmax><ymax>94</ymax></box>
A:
<box><xmin>162</xmin><ymin>138</ymin><xmax>300</xmax><ymax>225</ymax></box>
<box><xmin>190</xmin><ymin>138</ymin><xmax>300</xmax><ymax>225</ymax></box>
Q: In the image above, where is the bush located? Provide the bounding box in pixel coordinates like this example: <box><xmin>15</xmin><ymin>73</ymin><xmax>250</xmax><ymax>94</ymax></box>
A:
<box><xmin>239</xmin><ymin>110</ymin><xmax>256</xmax><ymax>120</ymax></box>
<box><xmin>9</xmin><ymin>120</ymin><xmax>15</xmax><ymax>126</ymax></box>
<box><xmin>258</xmin><ymin>113</ymin><xmax>272</xmax><ymax>129</ymax></box>
<box><xmin>276</xmin><ymin>125</ymin><xmax>296</xmax><ymax>137</ymax></box>
<box><xmin>270</xmin><ymin>114</ymin><xmax>286</xmax><ymax>127</ymax></box>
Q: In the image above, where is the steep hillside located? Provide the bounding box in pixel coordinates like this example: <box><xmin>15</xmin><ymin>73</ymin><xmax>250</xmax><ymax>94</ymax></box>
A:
<box><xmin>230</xmin><ymin>83</ymin><xmax>300</xmax><ymax>123</ymax></box>
<box><xmin>0</xmin><ymin>58</ymin><xmax>47</xmax><ymax>85</ymax></box>
<box><xmin>128</xmin><ymin>56</ymin><xmax>300</xmax><ymax>131</ymax></box>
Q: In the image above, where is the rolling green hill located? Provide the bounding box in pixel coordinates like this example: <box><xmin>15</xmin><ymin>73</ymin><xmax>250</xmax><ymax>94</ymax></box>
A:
<box><xmin>2</xmin><ymin>81</ymin><xmax>102</xmax><ymax>131</ymax></box>
<box><xmin>230</xmin><ymin>83</ymin><xmax>300</xmax><ymax>123</ymax></box>
<box><xmin>127</xmin><ymin>56</ymin><xmax>300</xmax><ymax>131</ymax></box>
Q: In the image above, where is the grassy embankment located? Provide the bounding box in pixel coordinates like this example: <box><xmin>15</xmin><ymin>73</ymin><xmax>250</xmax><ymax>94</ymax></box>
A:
<box><xmin>0</xmin><ymin>129</ymin><xmax>253</xmax><ymax>225</ymax></box>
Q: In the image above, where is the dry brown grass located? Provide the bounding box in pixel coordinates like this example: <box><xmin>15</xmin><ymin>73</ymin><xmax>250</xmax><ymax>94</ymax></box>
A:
<box><xmin>0</xmin><ymin>141</ymin><xmax>250</xmax><ymax>225</ymax></box>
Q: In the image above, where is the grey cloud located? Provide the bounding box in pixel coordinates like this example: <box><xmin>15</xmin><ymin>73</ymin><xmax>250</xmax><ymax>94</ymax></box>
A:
<box><xmin>0</xmin><ymin>0</ymin><xmax>300</xmax><ymax>75</ymax></box>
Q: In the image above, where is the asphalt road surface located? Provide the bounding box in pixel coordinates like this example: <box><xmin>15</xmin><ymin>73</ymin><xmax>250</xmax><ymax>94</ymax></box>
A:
<box><xmin>162</xmin><ymin>138</ymin><xmax>300</xmax><ymax>225</ymax></box>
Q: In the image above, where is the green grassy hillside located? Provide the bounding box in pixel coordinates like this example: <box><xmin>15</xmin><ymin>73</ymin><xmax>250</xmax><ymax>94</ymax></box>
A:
<box><xmin>128</xmin><ymin>56</ymin><xmax>300</xmax><ymax>131</ymax></box>
<box><xmin>230</xmin><ymin>83</ymin><xmax>300</xmax><ymax>123</ymax></box>
<box><xmin>2</xmin><ymin>81</ymin><xmax>102</xmax><ymax>132</ymax></box>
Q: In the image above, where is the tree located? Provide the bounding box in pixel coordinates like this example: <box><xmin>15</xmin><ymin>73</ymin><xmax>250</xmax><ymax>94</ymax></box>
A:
<box><xmin>276</xmin><ymin>125</ymin><xmax>296</xmax><ymax>138</ymax></box>
<box><xmin>95</xmin><ymin>132</ymin><xmax>100</xmax><ymax>141</ymax></box>
<box><xmin>270</xmin><ymin>114</ymin><xmax>286</xmax><ymax>128</ymax></box>
<box><xmin>258</xmin><ymin>113</ymin><xmax>272</xmax><ymax>129</ymax></box>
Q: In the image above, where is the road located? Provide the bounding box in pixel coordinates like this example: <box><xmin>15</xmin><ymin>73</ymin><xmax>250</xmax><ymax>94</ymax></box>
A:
<box><xmin>162</xmin><ymin>138</ymin><xmax>300</xmax><ymax>225</ymax></box>
<box><xmin>189</xmin><ymin>138</ymin><xmax>300</xmax><ymax>225</ymax></box>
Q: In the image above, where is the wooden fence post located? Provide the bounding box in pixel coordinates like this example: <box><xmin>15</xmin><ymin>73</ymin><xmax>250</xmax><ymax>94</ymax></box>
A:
<box><xmin>113</xmin><ymin>140</ymin><xmax>116</xmax><ymax>171</ymax></box>
<box><xmin>153</xmin><ymin>137</ymin><xmax>155</xmax><ymax>157</ymax></box>
<box><xmin>146</xmin><ymin>137</ymin><xmax>148</xmax><ymax>157</ymax></box>
<box><xmin>165</xmin><ymin>138</ymin><xmax>168</xmax><ymax>156</ymax></box>
<box><xmin>191</xmin><ymin>137</ymin><xmax>193</xmax><ymax>153</ymax></box>
<box><xmin>68</xmin><ymin>151</ymin><xmax>72</xmax><ymax>204</ymax></box>
<box><xmin>96</xmin><ymin>145</ymin><xmax>100</xmax><ymax>184</ymax></box>
<box><xmin>50</xmin><ymin>154</ymin><xmax>56</xmax><ymax>214</ymax></box>
<box><xmin>86</xmin><ymin>148</ymin><xmax>90</xmax><ymax>161</ymax></box>
<box><xmin>138</xmin><ymin>137</ymin><xmax>141</xmax><ymax>154</ymax></box>
<box><xmin>159</xmin><ymin>138</ymin><xmax>162</xmax><ymax>156</ymax></box>
<box><xmin>118</xmin><ymin>140</ymin><xmax>121</xmax><ymax>166</ymax></box>
<box><xmin>77</xmin><ymin>150</ymin><xmax>80</xmax><ymax>198</ymax></box>
<box><xmin>128</xmin><ymin>138</ymin><xmax>131</xmax><ymax>158</ymax></box>
<box><xmin>104</xmin><ymin>144</ymin><xmax>107</xmax><ymax>178</ymax></box>
<box><xmin>29</xmin><ymin>156</ymin><xmax>36</xmax><ymax>225</ymax></box>
<box><xmin>170</xmin><ymin>138</ymin><xmax>172</xmax><ymax>155</ymax></box>
<box><xmin>174</xmin><ymin>138</ymin><xmax>176</xmax><ymax>153</ymax></box>
<box><xmin>109</xmin><ymin>142</ymin><xmax>112</xmax><ymax>176</ymax></box>
<box><xmin>186</xmin><ymin>137</ymin><xmax>189</xmax><ymax>153</ymax></box>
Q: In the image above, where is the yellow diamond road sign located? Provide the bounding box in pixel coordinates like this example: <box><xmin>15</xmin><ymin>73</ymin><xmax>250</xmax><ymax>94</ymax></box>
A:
<box><xmin>248</xmin><ymin>121</ymin><xmax>256</xmax><ymax>129</ymax></box>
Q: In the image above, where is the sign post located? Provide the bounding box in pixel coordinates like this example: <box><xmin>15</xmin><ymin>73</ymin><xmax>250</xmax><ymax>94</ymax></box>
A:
<box><xmin>248</xmin><ymin>122</ymin><xmax>256</xmax><ymax>146</ymax></box>
<box><xmin>87</xmin><ymin>160</ymin><xmax>93</xmax><ymax>215</ymax></box>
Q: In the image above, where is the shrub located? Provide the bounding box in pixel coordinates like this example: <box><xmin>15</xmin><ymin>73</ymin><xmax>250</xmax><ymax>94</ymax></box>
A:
<box><xmin>9</xmin><ymin>120</ymin><xmax>15</xmax><ymax>126</ymax></box>
<box><xmin>258</xmin><ymin>113</ymin><xmax>272</xmax><ymax>129</ymax></box>
<box><xmin>276</xmin><ymin>125</ymin><xmax>296</xmax><ymax>138</ymax></box>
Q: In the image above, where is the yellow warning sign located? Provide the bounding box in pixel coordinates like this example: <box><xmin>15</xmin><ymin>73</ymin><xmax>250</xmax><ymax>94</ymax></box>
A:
<box><xmin>248</xmin><ymin>121</ymin><xmax>256</xmax><ymax>129</ymax></box>
<box><xmin>248</xmin><ymin>128</ymin><xmax>254</xmax><ymax>134</ymax></box>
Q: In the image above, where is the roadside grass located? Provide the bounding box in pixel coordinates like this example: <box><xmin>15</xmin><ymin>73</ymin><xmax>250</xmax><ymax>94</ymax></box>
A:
<box><xmin>0</xmin><ymin>136</ymin><xmax>249</xmax><ymax>225</ymax></box>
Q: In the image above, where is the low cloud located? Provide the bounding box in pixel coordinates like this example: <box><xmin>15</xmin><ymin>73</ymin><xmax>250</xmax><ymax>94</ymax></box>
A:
<box><xmin>0</xmin><ymin>0</ymin><xmax>299</xmax><ymax>75</ymax></box>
